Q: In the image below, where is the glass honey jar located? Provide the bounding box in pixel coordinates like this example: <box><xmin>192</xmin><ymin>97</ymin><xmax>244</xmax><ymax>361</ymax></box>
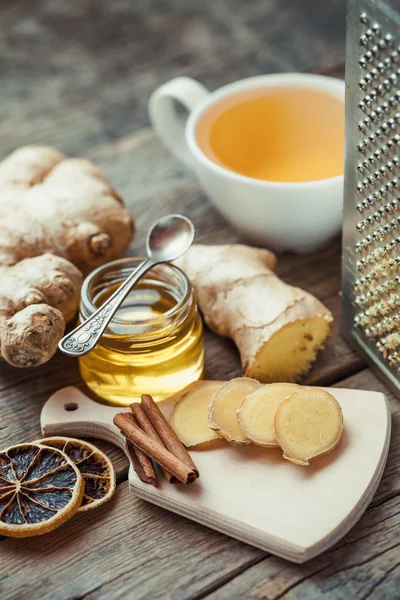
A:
<box><xmin>78</xmin><ymin>257</ymin><xmax>204</xmax><ymax>406</ymax></box>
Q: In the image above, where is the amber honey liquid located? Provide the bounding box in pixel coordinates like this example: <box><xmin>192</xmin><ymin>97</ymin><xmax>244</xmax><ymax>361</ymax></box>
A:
<box><xmin>196</xmin><ymin>87</ymin><xmax>345</xmax><ymax>182</ymax></box>
<box><xmin>79</xmin><ymin>279</ymin><xmax>204</xmax><ymax>406</ymax></box>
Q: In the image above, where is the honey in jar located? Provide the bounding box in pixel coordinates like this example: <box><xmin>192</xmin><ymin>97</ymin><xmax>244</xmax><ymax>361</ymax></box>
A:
<box><xmin>78</xmin><ymin>258</ymin><xmax>204</xmax><ymax>406</ymax></box>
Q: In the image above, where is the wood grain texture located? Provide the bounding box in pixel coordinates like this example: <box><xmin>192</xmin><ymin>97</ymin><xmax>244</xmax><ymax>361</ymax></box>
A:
<box><xmin>0</xmin><ymin>0</ymin><xmax>345</xmax><ymax>157</ymax></box>
<box><xmin>0</xmin><ymin>481</ymin><xmax>264</xmax><ymax>600</ymax></box>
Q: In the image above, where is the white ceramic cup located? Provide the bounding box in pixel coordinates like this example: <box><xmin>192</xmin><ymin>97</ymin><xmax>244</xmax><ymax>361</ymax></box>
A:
<box><xmin>149</xmin><ymin>73</ymin><xmax>345</xmax><ymax>253</ymax></box>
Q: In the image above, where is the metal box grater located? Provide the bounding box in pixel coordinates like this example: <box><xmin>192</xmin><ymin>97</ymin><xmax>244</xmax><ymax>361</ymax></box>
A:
<box><xmin>342</xmin><ymin>0</ymin><xmax>400</xmax><ymax>394</ymax></box>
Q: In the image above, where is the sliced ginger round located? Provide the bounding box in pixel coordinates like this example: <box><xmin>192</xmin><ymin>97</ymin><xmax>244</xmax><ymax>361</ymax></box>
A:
<box><xmin>36</xmin><ymin>437</ymin><xmax>116</xmax><ymax>512</ymax></box>
<box><xmin>237</xmin><ymin>383</ymin><xmax>301</xmax><ymax>447</ymax></box>
<box><xmin>0</xmin><ymin>443</ymin><xmax>84</xmax><ymax>537</ymax></box>
<box><xmin>274</xmin><ymin>388</ymin><xmax>344</xmax><ymax>466</ymax></box>
<box><xmin>169</xmin><ymin>382</ymin><xmax>224</xmax><ymax>447</ymax></box>
<box><xmin>209</xmin><ymin>377</ymin><xmax>260</xmax><ymax>445</ymax></box>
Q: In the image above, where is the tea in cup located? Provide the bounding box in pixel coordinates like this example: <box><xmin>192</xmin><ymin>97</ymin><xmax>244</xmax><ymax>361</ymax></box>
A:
<box><xmin>149</xmin><ymin>73</ymin><xmax>345</xmax><ymax>253</ymax></box>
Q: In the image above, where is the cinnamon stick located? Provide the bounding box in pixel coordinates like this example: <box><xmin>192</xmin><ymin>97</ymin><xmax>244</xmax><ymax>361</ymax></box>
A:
<box><xmin>126</xmin><ymin>440</ymin><xmax>158</xmax><ymax>487</ymax></box>
<box><xmin>130</xmin><ymin>403</ymin><xmax>177</xmax><ymax>483</ymax></box>
<box><xmin>113</xmin><ymin>413</ymin><xmax>197</xmax><ymax>485</ymax></box>
<box><xmin>124</xmin><ymin>414</ymin><xmax>158</xmax><ymax>487</ymax></box>
<box><xmin>141</xmin><ymin>394</ymin><xmax>199</xmax><ymax>477</ymax></box>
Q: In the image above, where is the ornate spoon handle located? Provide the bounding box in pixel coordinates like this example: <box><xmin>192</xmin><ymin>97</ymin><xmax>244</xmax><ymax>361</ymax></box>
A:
<box><xmin>59</xmin><ymin>259</ymin><xmax>156</xmax><ymax>357</ymax></box>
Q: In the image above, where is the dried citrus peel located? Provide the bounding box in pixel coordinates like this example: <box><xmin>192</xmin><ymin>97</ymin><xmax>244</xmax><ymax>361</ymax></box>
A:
<box><xmin>35</xmin><ymin>437</ymin><xmax>116</xmax><ymax>512</ymax></box>
<box><xmin>0</xmin><ymin>443</ymin><xmax>84</xmax><ymax>538</ymax></box>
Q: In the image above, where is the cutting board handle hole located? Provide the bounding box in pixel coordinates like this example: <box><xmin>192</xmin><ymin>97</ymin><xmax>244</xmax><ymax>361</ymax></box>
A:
<box><xmin>64</xmin><ymin>402</ymin><xmax>78</xmax><ymax>412</ymax></box>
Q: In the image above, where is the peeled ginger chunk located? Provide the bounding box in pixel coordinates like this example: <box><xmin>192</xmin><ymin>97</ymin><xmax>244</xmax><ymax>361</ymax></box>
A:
<box><xmin>209</xmin><ymin>378</ymin><xmax>260</xmax><ymax>445</ymax></box>
<box><xmin>176</xmin><ymin>245</ymin><xmax>333</xmax><ymax>384</ymax></box>
<box><xmin>169</xmin><ymin>381</ymin><xmax>224</xmax><ymax>447</ymax></box>
<box><xmin>237</xmin><ymin>383</ymin><xmax>301</xmax><ymax>447</ymax></box>
<box><xmin>274</xmin><ymin>388</ymin><xmax>344</xmax><ymax>466</ymax></box>
<box><xmin>247</xmin><ymin>316</ymin><xmax>333</xmax><ymax>383</ymax></box>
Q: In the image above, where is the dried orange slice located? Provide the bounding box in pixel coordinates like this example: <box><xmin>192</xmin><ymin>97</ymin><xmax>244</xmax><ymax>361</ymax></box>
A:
<box><xmin>0</xmin><ymin>443</ymin><xmax>84</xmax><ymax>538</ymax></box>
<box><xmin>36</xmin><ymin>437</ymin><xmax>116</xmax><ymax>512</ymax></box>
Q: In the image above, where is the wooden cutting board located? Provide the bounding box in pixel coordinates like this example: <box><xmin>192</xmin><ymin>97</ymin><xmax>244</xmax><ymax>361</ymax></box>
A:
<box><xmin>41</xmin><ymin>385</ymin><xmax>391</xmax><ymax>563</ymax></box>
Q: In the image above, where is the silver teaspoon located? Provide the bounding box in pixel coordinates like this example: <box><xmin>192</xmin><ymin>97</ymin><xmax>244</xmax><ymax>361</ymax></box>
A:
<box><xmin>58</xmin><ymin>214</ymin><xmax>195</xmax><ymax>357</ymax></box>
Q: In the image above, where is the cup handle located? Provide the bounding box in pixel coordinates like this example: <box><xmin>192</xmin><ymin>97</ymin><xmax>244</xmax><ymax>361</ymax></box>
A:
<box><xmin>149</xmin><ymin>77</ymin><xmax>210</xmax><ymax>170</ymax></box>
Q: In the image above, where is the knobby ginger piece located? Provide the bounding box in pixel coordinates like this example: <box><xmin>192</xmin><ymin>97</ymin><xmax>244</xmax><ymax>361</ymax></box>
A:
<box><xmin>237</xmin><ymin>383</ymin><xmax>301</xmax><ymax>447</ymax></box>
<box><xmin>175</xmin><ymin>244</ymin><xmax>333</xmax><ymax>383</ymax></box>
<box><xmin>0</xmin><ymin>145</ymin><xmax>134</xmax><ymax>367</ymax></box>
<box><xmin>169</xmin><ymin>381</ymin><xmax>225</xmax><ymax>447</ymax></box>
<box><xmin>209</xmin><ymin>378</ymin><xmax>260</xmax><ymax>445</ymax></box>
<box><xmin>274</xmin><ymin>388</ymin><xmax>344</xmax><ymax>466</ymax></box>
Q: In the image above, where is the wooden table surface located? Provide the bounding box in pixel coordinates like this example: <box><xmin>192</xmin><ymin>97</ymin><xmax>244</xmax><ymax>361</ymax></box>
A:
<box><xmin>1</xmin><ymin>1</ymin><xmax>399</xmax><ymax>599</ymax></box>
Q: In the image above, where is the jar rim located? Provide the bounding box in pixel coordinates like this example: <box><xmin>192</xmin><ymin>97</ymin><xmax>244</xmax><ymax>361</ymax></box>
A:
<box><xmin>80</xmin><ymin>256</ymin><xmax>192</xmax><ymax>326</ymax></box>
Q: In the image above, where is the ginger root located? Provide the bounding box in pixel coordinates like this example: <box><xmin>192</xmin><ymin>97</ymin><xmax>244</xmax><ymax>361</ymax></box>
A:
<box><xmin>176</xmin><ymin>244</ymin><xmax>333</xmax><ymax>383</ymax></box>
<box><xmin>209</xmin><ymin>377</ymin><xmax>260</xmax><ymax>445</ymax></box>
<box><xmin>0</xmin><ymin>145</ymin><xmax>134</xmax><ymax>367</ymax></box>
<box><xmin>169</xmin><ymin>381</ymin><xmax>224</xmax><ymax>447</ymax></box>
<box><xmin>237</xmin><ymin>383</ymin><xmax>301</xmax><ymax>447</ymax></box>
<box><xmin>274</xmin><ymin>388</ymin><xmax>344</xmax><ymax>466</ymax></box>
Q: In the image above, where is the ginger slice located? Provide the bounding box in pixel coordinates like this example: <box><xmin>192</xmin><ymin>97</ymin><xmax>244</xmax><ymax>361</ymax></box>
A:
<box><xmin>209</xmin><ymin>378</ymin><xmax>260</xmax><ymax>445</ymax></box>
<box><xmin>169</xmin><ymin>381</ymin><xmax>225</xmax><ymax>447</ymax></box>
<box><xmin>274</xmin><ymin>388</ymin><xmax>344</xmax><ymax>466</ymax></box>
<box><xmin>237</xmin><ymin>383</ymin><xmax>301</xmax><ymax>447</ymax></box>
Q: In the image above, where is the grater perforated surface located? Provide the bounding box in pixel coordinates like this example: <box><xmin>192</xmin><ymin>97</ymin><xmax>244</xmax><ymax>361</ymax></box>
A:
<box><xmin>342</xmin><ymin>0</ymin><xmax>400</xmax><ymax>394</ymax></box>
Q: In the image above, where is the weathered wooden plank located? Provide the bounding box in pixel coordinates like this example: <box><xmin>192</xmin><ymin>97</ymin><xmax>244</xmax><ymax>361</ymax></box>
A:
<box><xmin>202</xmin><ymin>369</ymin><xmax>400</xmax><ymax>600</ymax></box>
<box><xmin>0</xmin><ymin>0</ymin><xmax>345</xmax><ymax>158</ymax></box>
<box><xmin>206</xmin><ymin>514</ymin><xmax>400</xmax><ymax>600</ymax></box>
<box><xmin>205</xmin><ymin>503</ymin><xmax>400</xmax><ymax>600</ymax></box>
<box><xmin>0</xmin><ymin>481</ymin><xmax>264</xmax><ymax>600</ymax></box>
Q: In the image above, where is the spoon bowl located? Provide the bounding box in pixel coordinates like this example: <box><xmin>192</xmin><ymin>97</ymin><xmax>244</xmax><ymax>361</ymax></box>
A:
<box><xmin>147</xmin><ymin>214</ymin><xmax>195</xmax><ymax>263</ymax></box>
